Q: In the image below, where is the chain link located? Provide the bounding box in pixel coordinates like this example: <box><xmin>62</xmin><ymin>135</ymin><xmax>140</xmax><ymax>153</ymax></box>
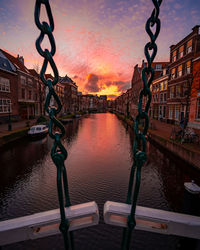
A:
<box><xmin>122</xmin><ymin>1</ymin><xmax>162</xmax><ymax>249</ymax></box>
<box><xmin>34</xmin><ymin>1</ymin><xmax>73</xmax><ymax>249</ymax></box>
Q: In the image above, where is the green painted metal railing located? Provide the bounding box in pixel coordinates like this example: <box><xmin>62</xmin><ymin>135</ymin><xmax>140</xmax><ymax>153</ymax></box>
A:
<box><xmin>34</xmin><ymin>1</ymin><xmax>73</xmax><ymax>249</ymax></box>
<box><xmin>121</xmin><ymin>1</ymin><xmax>162</xmax><ymax>249</ymax></box>
<box><xmin>34</xmin><ymin>0</ymin><xmax>162</xmax><ymax>249</ymax></box>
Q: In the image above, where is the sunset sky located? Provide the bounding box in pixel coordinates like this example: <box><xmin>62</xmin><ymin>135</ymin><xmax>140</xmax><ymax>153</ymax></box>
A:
<box><xmin>0</xmin><ymin>0</ymin><xmax>199</xmax><ymax>99</ymax></box>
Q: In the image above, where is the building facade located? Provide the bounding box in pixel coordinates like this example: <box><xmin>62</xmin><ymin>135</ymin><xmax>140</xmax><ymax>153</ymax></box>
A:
<box><xmin>167</xmin><ymin>25</ymin><xmax>200</xmax><ymax>124</ymax></box>
<box><xmin>0</xmin><ymin>50</ymin><xmax>18</xmax><ymax>123</ymax></box>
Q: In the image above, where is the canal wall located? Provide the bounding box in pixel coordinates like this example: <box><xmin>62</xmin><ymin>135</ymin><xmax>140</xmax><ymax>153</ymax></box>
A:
<box><xmin>0</xmin><ymin>128</ymin><xmax>29</xmax><ymax>147</ymax></box>
<box><xmin>148</xmin><ymin>132</ymin><xmax>200</xmax><ymax>170</ymax></box>
<box><xmin>113</xmin><ymin>112</ymin><xmax>200</xmax><ymax>170</ymax></box>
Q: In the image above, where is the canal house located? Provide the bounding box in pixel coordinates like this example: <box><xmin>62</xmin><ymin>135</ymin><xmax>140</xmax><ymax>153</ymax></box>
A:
<box><xmin>167</xmin><ymin>25</ymin><xmax>200</xmax><ymax>124</ymax></box>
<box><xmin>0</xmin><ymin>49</ymin><xmax>18</xmax><ymax>123</ymax></box>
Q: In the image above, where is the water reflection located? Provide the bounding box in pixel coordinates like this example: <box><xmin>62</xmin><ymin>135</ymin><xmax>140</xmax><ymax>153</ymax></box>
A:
<box><xmin>0</xmin><ymin>113</ymin><xmax>199</xmax><ymax>250</ymax></box>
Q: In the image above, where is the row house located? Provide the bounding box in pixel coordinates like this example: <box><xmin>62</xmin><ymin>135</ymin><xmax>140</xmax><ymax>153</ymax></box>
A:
<box><xmin>60</xmin><ymin>75</ymin><xmax>78</xmax><ymax>114</ymax></box>
<box><xmin>151</xmin><ymin>66</ymin><xmax>169</xmax><ymax>121</ymax></box>
<box><xmin>167</xmin><ymin>25</ymin><xmax>200</xmax><ymax>124</ymax></box>
<box><xmin>29</xmin><ymin>69</ymin><xmax>45</xmax><ymax>116</ymax></box>
<box><xmin>78</xmin><ymin>94</ymin><xmax>90</xmax><ymax>112</ymax></box>
<box><xmin>99</xmin><ymin>95</ymin><xmax>107</xmax><ymax>112</ymax></box>
<box><xmin>189</xmin><ymin>52</ymin><xmax>200</xmax><ymax>129</ymax></box>
<box><xmin>0</xmin><ymin>49</ymin><xmax>40</xmax><ymax>120</ymax></box>
<box><xmin>131</xmin><ymin>60</ymin><xmax>168</xmax><ymax>119</ymax></box>
<box><xmin>0</xmin><ymin>50</ymin><xmax>18</xmax><ymax>123</ymax></box>
<box><xmin>45</xmin><ymin>74</ymin><xmax>65</xmax><ymax>116</ymax></box>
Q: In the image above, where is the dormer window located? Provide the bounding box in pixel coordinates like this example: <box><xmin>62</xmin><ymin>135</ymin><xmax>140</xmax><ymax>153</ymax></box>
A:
<box><xmin>172</xmin><ymin>50</ymin><xmax>177</xmax><ymax>62</ymax></box>
<box><xmin>186</xmin><ymin>39</ymin><xmax>192</xmax><ymax>54</ymax></box>
<box><xmin>178</xmin><ymin>45</ymin><xmax>184</xmax><ymax>59</ymax></box>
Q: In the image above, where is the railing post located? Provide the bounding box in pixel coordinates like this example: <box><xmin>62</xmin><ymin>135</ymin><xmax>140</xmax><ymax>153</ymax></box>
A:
<box><xmin>177</xmin><ymin>181</ymin><xmax>200</xmax><ymax>250</ymax></box>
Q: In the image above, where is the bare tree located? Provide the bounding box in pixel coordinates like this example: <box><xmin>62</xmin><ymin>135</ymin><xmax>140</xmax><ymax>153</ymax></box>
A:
<box><xmin>181</xmin><ymin>66</ymin><xmax>200</xmax><ymax>141</ymax></box>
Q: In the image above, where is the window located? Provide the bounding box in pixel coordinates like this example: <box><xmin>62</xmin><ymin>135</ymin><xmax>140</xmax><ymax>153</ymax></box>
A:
<box><xmin>28</xmin><ymin>90</ymin><xmax>32</xmax><ymax>100</ymax></box>
<box><xmin>186</xmin><ymin>39</ymin><xmax>192</xmax><ymax>54</ymax></box>
<box><xmin>169</xmin><ymin>105</ymin><xmax>173</xmax><ymax>119</ymax></box>
<box><xmin>28</xmin><ymin>79</ymin><xmax>33</xmax><ymax>87</ymax></box>
<box><xmin>163</xmin><ymin>80</ymin><xmax>167</xmax><ymax>90</ymax></box>
<box><xmin>176</xmin><ymin>85</ymin><xmax>181</xmax><ymax>97</ymax></box>
<box><xmin>196</xmin><ymin>98</ymin><xmax>200</xmax><ymax>119</ymax></box>
<box><xmin>175</xmin><ymin>105</ymin><xmax>180</xmax><ymax>120</ymax></box>
<box><xmin>35</xmin><ymin>93</ymin><xmax>38</xmax><ymax>101</ymax></box>
<box><xmin>178</xmin><ymin>45</ymin><xmax>184</xmax><ymax>58</ymax></box>
<box><xmin>170</xmin><ymin>86</ymin><xmax>175</xmax><ymax>98</ymax></box>
<box><xmin>160</xmin><ymin>82</ymin><xmax>164</xmax><ymax>91</ymax></box>
<box><xmin>155</xmin><ymin>64</ymin><xmax>162</xmax><ymax>70</ymax></box>
<box><xmin>163</xmin><ymin>106</ymin><xmax>166</xmax><ymax>117</ymax></box>
<box><xmin>21</xmin><ymin>76</ymin><xmax>26</xmax><ymax>85</ymax></box>
<box><xmin>172</xmin><ymin>50</ymin><xmax>177</xmax><ymax>62</ymax></box>
<box><xmin>22</xmin><ymin>88</ymin><xmax>25</xmax><ymax>99</ymax></box>
<box><xmin>160</xmin><ymin>93</ymin><xmax>163</xmax><ymax>103</ymax></box>
<box><xmin>164</xmin><ymin>93</ymin><xmax>167</xmax><ymax>102</ymax></box>
<box><xmin>186</xmin><ymin>60</ymin><xmax>191</xmax><ymax>74</ymax></box>
<box><xmin>0</xmin><ymin>99</ymin><xmax>11</xmax><ymax>113</ymax></box>
<box><xmin>0</xmin><ymin>77</ymin><xmax>10</xmax><ymax>92</ymax></box>
<box><xmin>178</xmin><ymin>65</ymin><xmax>182</xmax><ymax>77</ymax></box>
<box><xmin>171</xmin><ymin>68</ymin><xmax>176</xmax><ymax>79</ymax></box>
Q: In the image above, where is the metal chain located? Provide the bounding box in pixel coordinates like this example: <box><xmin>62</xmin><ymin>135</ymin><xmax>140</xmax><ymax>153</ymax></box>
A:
<box><xmin>121</xmin><ymin>1</ymin><xmax>162</xmax><ymax>249</ymax></box>
<box><xmin>34</xmin><ymin>1</ymin><xmax>74</xmax><ymax>249</ymax></box>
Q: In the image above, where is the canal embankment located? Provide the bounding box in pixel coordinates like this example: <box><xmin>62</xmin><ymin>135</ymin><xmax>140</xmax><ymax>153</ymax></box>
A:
<box><xmin>114</xmin><ymin>112</ymin><xmax>200</xmax><ymax>170</ymax></box>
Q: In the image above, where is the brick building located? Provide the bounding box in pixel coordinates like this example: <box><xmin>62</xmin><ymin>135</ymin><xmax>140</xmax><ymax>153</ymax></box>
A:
<box><xmin>151</xmin><ymin>66</ymin><xmax>169</xmax><ymax>121</ymax></box>
<box><xmin>29</xmin><ymin>69</ymin><xmax>45</xmax><ymax>116</ymax></box>
<box><xmin>60</xmin><ymin>75</ymin><xmax>78</xmax><ymax>114</ymax></box>
<box><xmin>131</xmin><ymin>60</ymin><xmax>169</xmax><ymax>119</ymax></box>
<box><xmin>0</xmin><ymin>50</ymin><xmax>19</xmax><ymax>123</ymax></box>
<box><xmin>189</xmin><ymin>52</ymin><xmax>200</xmax><ymax>129</ymax></box>
<box><xmin>0</xmin><ymin>50</ymin><xmax>39</xmax><ymax>120</ymax></box>
<box><xmin>167</xmin><ymin>25</ymin><xmax>200</xmax><ymax>124</ymax></box>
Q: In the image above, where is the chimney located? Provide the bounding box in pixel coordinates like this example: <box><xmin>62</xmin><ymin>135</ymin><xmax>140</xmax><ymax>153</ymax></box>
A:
<box><xmin>192</xmin><ymin>25</ymin><xmax>200</xmax><ymax>34</ymax></box>
<box><xmin>17</xmin><ymin>54</ymin><xmax>24</xmax><ymax>65</ymax></box>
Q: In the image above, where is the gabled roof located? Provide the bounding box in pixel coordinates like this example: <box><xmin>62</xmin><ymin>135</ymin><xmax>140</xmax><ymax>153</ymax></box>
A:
<box><xmin>45</xmin><ymin>73</ymin><xmax>54</xmax><ymax>80</ymax></box>
<box><xmin>0</xmin><ymin>49</ymin><xmax>30</xmax><ymax>74</ymax></box>
<box><xmin>60</xmin><ymin>74</ymin><xmax>74</xmax><ymax>83</ymax></box>
<box><xmin>0</xmin><ymin>50</ymin><xmax>16</xmax><ymax>73</ymax></box>
<box><xmin>29</xmin><ymin>69</ymin><xmax>39</xmax><ymax>78</ymax></box>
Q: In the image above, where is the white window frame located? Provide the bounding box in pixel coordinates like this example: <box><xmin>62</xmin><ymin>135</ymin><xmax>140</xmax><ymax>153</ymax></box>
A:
<box><xmin>186</xmin><ymin>40</ymin><xmax>192</xmax><ymax>54</ymax></box>
<box><xmin>178</xmin><ymin>65</ymin><xmax>182</xmax><ymax>77</ymax></box>
<box><xmin>21</xmin><ymin>76</ymin><xmax>26</xmax><ymax>85</ymax></box>
<box><xmin>175</xmin><ymin>105</ymin><xmax>180</xmax><ymax>121</ymax></box>
<box><xmin>170</xmin><ymin>87</ymin><xmax>175</xmax><ymax>98</ymax></box>
<box><xmin>171</xmin><ymin>68</ymin><xmax>176</xmax><ymax>79</ymax></box>
<box><xmin>0</xmin><ymin>99</ymin><xmax>12</xmax><ymax>113</ymax></box>
<box><xmin>186</xmin><ymin>61</ymin><xmax>191</xmax><ymax>74</ymax></box>
<box><xmin>169</xmin><ymin>106</ymin><xmax>173</xmax><ymax>119</ymax></box>
<box><xmin>0</xmin><ymin>77</ymin><xmax>10</xmax><ymax>93</ymax></box>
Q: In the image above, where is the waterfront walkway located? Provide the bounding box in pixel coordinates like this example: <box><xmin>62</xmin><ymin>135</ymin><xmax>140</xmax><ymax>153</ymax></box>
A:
<box><xmin>0</xmin><ymin>119</ymin><xmax>37</xmax><ymax>138</ymax></box>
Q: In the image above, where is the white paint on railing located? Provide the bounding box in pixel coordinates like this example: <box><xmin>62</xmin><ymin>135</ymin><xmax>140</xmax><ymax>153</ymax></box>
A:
<box><xmin>0</xmin><ymin>201</ymin><xmax>99</xmax><ymax>246</ymax></box>
<box><xmin>104</xmin><ymin>201</ymin><xmax>200</xmax><ymax>239</ymax></box>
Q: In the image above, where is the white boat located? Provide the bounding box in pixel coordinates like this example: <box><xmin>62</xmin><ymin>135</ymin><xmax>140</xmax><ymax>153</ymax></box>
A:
<box><xmin>28</xmin><ymin>125</ymin><xmax>48</xmax><ymax>138</ymax></box>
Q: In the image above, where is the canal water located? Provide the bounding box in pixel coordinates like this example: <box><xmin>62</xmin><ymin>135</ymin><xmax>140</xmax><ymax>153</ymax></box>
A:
<box><xmin>0</xmin><ymin>113</ymin><xmax>200</xmax><ymax>250</ymax></box>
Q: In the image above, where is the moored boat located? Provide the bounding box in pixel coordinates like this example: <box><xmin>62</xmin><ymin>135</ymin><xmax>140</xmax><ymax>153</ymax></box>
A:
<box><xmin>28</xmin><ymin>125</ymin><xmax>48</xmax><ymax>139</ymax></box>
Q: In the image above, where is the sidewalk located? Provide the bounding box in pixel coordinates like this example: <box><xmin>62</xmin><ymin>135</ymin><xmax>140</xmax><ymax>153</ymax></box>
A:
<box><xmin>0</xmin><ymin>119</ymin><xmax>37</xmax><ymax>138</ymax></box>
<box><xmin>150</xmin><ymin>119</ymin><xmax>200</xmax><ymax>140</ymax></box>
<box><xmin>149</xmin><ymin>119</ymin><xmax>175</xmax><ymax>139</ymax></box>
